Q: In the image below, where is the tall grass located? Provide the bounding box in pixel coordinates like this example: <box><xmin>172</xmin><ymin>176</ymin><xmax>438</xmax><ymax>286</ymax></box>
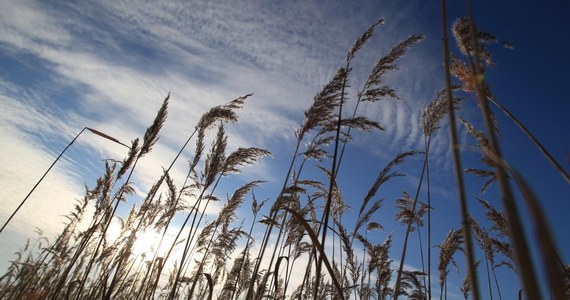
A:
<box><xmin>0</xmin><ymin>10</ymin><xmax>568</xmax><ymax>300</ymax></box>
<box><xmin>0</xmin><ymin>127</ymin><xmax>128</xmax><ymax>235</ymax></box>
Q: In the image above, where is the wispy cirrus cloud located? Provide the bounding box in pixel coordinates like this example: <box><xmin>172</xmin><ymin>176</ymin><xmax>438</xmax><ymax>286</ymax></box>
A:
<box><xmin>1</xmin><ymin>0</ymin><xmax>446</xmax><ymax>158</ymax></box>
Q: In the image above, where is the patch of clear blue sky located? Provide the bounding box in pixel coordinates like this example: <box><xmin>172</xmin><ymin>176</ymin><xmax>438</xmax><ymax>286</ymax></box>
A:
<box><xmin>1</xmin><ymin>52</ymin><xmax>84</xmax><ymax>110</ymax></box>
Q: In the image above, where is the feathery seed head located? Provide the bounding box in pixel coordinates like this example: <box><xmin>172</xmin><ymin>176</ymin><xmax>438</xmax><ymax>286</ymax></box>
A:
<box><xmin>140</xmin><ymin>94</ymin><xmax>169</xmax><ymax>157</ymax></box>
<box><xmin>450</xmin><ymin>54</ymin><xmax>476</xmax><ymax>93</ymax></box>
<box><xmin>361</xmin><ymin>34</ymin><xmax>424</xmax><ymax>103</ymax></box>
<box><xmin>395</xmin><ymin>191</ymin><xmax>430</xmax><ymax>229</ymax></box>
<box><xmin>479</xmin><ymin>199</ymin><xmax>510</xmax><ymax>238</ymax></box>
<box><xmin>460</xmin><ymin>117</ymin><xmax>495</xmax><ymax>167</ymax></box>
<box><xmin>347</xmin><ymin>18</ymin><xmax>385</xmax><ymax>61</ymax></box>
<box><xmin>196</xmin><ymin>93</ymin><xmax>252</xmax><ymax>131</ymax></box>
<box><xmin>298</xmin><ymin>68</ymin><xmax>347</xmax><ymax>141</ymax></box>
<box><xmin>117</xmin><ymin>138</ymin><xmax>140</xmax><ymax>179</ymax></box>
<box><xmin>438</xmin><ymin>229</ymin><xmax>463</xmax><ymax>286</ymax></box>
<box><xmin>217</xmin><ymin>181</ymin><xmax>263</xmax><ymax>226</ymax></box>
<box><xmin>203</xmin><ymin>124</ymin><xmax>227</xmax><ymax>188</ymax></box>
<box><xmin>452</xmin><ymin>17</ymin><xmax>498</xmax><ymax>69</ymax></box>
<box><xmin>86</xmin><ymin>127</ymin><xmax>129</xmax><ymax>148</ymax></box>
<box><xmin>222</xmin><ymin>147</ymin><xmax>271</xmax><ymax>176</ymax></box>
<box><xmin>420</xmin><ymin>88</ymin><xmax>461</xmax><ymax>136</ymax></box>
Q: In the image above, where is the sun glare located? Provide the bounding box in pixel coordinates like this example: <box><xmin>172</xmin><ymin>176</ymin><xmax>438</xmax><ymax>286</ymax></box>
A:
<box><xmin>106</xmin><ymin>222</ymin><xmax>171</xmax><ymax>258</ymax></box>
<box><xmin>132</xmin><ymin>229</ymin><xmax>161</xmax><ymax>257</ymax></box>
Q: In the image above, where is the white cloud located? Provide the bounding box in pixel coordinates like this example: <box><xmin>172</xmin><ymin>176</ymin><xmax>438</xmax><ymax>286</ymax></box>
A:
<box><xmin>0</xmin><ymin>111</ymin><xmax>84</xmax><ymax>270</ymax></box>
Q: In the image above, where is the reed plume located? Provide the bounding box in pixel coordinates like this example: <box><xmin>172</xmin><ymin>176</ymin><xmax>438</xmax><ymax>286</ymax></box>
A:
<box><xmin>437</xmin><ymin>229</ymin><xmax>463</xmax><ymax>300</ymax></box>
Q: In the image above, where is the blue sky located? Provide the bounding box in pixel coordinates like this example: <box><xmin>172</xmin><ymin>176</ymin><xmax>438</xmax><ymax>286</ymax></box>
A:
<box><xmin>1</xmin><ymin>0</ymin><xmax>569</xmax><ymax>299</ymax></box>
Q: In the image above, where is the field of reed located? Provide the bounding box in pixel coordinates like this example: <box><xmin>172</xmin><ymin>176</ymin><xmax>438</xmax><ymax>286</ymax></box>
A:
<box><xmin>0</xmin><ymin>7</ymin><xmax>568</xmax><ymax>300</ymax></box>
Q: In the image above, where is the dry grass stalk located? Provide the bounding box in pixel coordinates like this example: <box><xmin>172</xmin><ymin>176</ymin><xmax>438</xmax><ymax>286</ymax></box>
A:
<box><xmin>563</xmin><ymin>265</ymin><xmax>570</xmax><ymax>297</ymax></box>
<box><xmin>222</xmin><ymin>147</ymin><xmax>271</xmax><ymax>176</ymax></box>
<box><xmin>278</xmin><ymin>206</ymin><xmax>345</xmax><ymax>300</ymax></box>
<box><xmin>347</xmin><ymin>18</ymin><xmax>384</xmax><ymax>61</ymax></box>
<box><xmin>459</xmin><ymin>7</ymin><xmax>541</xmax><ymax>298</ymax></box>
<box><xmin>297</xmin><ymin>68</ymin><xmax>346</xmax><ymax>142</ymax></box>
<box><xmin>400</xmin><ymin>270</ymin><xmax>426</xmax><ymax>299</ymax></box>
<box><xmin>359</xmin><ymin>151</ymin><xmax>418</xmax><ymax>230</ymax></box>
<box><xmin>452</xmin><ymin>48</ymin><xmax>570</xmax><ymax>183</ymax></box>
<box><xmin>140</xmin><ymin>94</ymin><xmax>169</xmax><ymax>157</ymax></box>
<box><xmin>437</xmin><ymin>228</ymin><xmax>463</xmax><ymax>300</ymax></box>
<box><xmin>420</xmin><ymin>88</ymin><xmax>461</xmax><ymax>136</ymax></box>
<box><xmin>361</xmin><ymin>35</ymin><xmax>425</xmax><ymax>103</ymax></box>
<box><xmin>0</xmin><ymin>125</ymin><xmax>129</xmax><ymax>235</ymax></box>
<box><xmin>478</xmin><ymin>199</ymin><xmax>516</xmax><ymax>272</ymax></box>
<box><xmin>75</xmin><ymin>95</ymin><xmax>170</xmax><ymax>299</ymax></box>
<box><xmin>395</xmin><ymin>191</ymin><xmax>430</xmax><ymax>230</ymax></box>
<box><xmin>86</xmin><ymin>127</ymin><xmax>130</xmax><ymax>148</ymax></box>
<box><xmin>506</xmin><ymin>167</ymin><xmax>566</xmax><ymax>299</ymax></box>
<box><xmin>441</xmin><ymin>5</ymin><xmax>481</xmax><ymax>299</ymax></box>
<box><xmin>469</xmin><ymin>216</ymin><xmax>501</xmax><ymax>299</ymax></box>
<box><xmin>461</xmin><ymin>260</ymin><xmax>481</xmax><ymax>300</ymax></box>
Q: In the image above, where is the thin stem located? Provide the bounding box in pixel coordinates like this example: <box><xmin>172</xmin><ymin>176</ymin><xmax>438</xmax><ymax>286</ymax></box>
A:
<box><xmin>228</xmin><ymin>211</ymin><xmax>258</xmax><ymax>300</ymax></box>
<box><xmin>2</xmin><ymin>128</ymin><xmax>103</xmax><ymax>234</ymax></box>
<box><xmin>487</xmin><ymin>96</ymin><xmax>570</xmax><ymax>184</ymax></box>
<box><xmin>484</xmin><ymin>253</ymin><xmax>493</xmax><ymax>300</ymax></box>
<box><xmin>464</xmin><ymin>1</ymin><xmax>539</xmax><ymax>298</ymax></box>
<box><xmin>1</xmin><ymin>126</ymin><xmax>128</xmax><ymax>234</ymax></box>
<box><xmin>74</xmin><ymin>154</ymin><xmax>142</xmax><ymax>300</ymax></box>
<box><xmin>416</xmin><ymin>220</ymin><xmax>427</xmax><ymax>298</ymax></box>
<box><xmin>313</xmin><ymin>65</ymin><xmax>348</xmax><ymax>299</ymax></box>
<box><xmin>245</xmin><ymin>140</ymin><xmax>302</xmax><ymax>299</ymax></box>
<box><xmin>491</xmin><ymin>267</ymin><xmax>503</xmax><ymax>300</ymax></box>
<box><xmin>441</xmin><ymin>1</ymin><xmax>481</xmax><ymax>300</ymax></box>
<box><xmin>393</xmin><ymin>140</ymin><xmax>429</xmax><ymax>299</ymax></box>
<box><xmin>426</xmin><ymin>135</ymin><xmax>433</xmax><ymax>300</ymax></box>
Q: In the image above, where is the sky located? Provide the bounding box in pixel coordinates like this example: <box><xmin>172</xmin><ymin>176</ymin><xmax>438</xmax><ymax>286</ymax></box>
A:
<box><xmin>1</xmin><ymin>0</ymin><xmax>569</xmax><ymax>299</ymax></box>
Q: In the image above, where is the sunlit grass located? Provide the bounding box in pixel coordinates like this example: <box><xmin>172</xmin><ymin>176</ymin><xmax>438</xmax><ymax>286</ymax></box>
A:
<box><xmin>0</xmin><ymin>8</ymin><xmax>568</xmax><ymax>300</ymax></box>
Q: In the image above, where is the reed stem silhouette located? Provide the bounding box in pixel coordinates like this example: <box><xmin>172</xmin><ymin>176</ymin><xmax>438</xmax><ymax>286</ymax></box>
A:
<box><xmin>0</xmin><ymin>127</ymin><xmax>128</xmax><ymax>234</ymax></box>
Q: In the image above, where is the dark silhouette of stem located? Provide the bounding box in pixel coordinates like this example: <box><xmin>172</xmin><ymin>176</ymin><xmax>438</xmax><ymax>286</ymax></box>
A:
<box><xmin>426</xmin><ymin>135</ymin><xmax>433</xmax><ymax>300</ymax></box>
<box><xmin>0</xmin><ymin>127</ymin><xmax>127</xmax><ymax>234</ymax></box>
<box><xmin>464</xmin><ymin>1</ymin><xmax>539</xmax><ymax>298</ymax></box>
<box><xmin>487</xmin><ymin>96</ymin><xmax>570</xmax><ymax>184</ymax></box>
<box><xmin>442</xmin><ymin>1</ymin><xmax>481</xmax><ymax>300</ymax></box>
<box><xmin>313</xmin><ymin>64</ymin><xmax>347</xmax><ymax>300</ymax></box>
<box><xmin>393</xmin><ymin>141</ymin><xmax>429</xmax><ymax>299</ymax></box>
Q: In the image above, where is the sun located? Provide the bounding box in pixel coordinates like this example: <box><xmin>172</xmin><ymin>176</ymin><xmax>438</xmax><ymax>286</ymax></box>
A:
<box><xmin>106</xmin><ymin>221</ymin><xmax>170</xmax><ymax>258</ymax></box>
<box><xmin>132</xmin><ymin>229</ymin><xmax>163</xmax><ymax>258</ymax></box>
